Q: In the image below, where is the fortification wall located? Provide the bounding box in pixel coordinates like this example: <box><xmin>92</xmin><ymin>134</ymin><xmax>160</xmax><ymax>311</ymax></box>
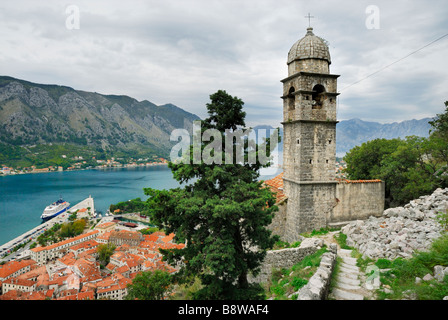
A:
<box><xmin>283</xmin><ymin>180</ymin><xmax>336</xmax><ymax>243</ymax></box>
<box><xmin>330</xmin><ymin>181</ymin><xmax>385</xmax><ymax>224</ymax></box>
<box><xmin>248</xmin><ymin>238</ymin><xmax>323</xmax><ymax>284</ymax></box>
<box><xmin>268</xmin><ymin>200</ymin><xmax>287</xmax><ymax>239</ymax></box>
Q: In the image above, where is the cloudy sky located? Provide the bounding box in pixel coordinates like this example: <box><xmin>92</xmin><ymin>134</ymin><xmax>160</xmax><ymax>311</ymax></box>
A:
<box><xmin>0</xmin><ymin>0</ymin><xmax>447</xmax><ymax>127</ymax></box>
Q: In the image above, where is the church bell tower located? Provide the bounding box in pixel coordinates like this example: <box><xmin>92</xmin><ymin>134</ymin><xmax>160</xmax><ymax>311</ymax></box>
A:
<box><xmin>281</xmin><ymin>27</ymin><xmax>340</xmax><ymax>241</ymax></box>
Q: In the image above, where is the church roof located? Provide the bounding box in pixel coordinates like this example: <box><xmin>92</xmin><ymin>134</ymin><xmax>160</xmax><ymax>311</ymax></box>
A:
<box><xmin>264</xmin><ymin>172</ymin><xmax>287</xmax><ymax>203</ymax></box>
<box><xmin>287</xmin><ymin>27</ymin><xmax>331</xmax><ymax>65</ymax></box>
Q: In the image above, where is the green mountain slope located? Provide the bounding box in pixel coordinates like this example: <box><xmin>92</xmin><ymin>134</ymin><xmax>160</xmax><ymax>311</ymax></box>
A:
<box><xmin>0</xmin><ymin>76</ymin><xmax>200</xmax><ymax>166</ymax></box>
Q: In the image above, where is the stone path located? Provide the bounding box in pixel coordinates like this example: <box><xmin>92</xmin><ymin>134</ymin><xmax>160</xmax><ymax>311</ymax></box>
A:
<box><xmin>319</xmin><ymin>231</ymin><xmax>375</xmax><ymax>300</ymax></box>
<box><xmin>331</xmin><ymin>248</ymin><xmax>365</xmax><ymax>300</ymax></box>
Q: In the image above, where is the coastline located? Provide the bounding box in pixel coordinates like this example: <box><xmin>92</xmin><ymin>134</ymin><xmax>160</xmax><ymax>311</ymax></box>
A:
<box><xmin>0</xmin><ymin>162</ymin><xmax>168</xmax><ymax>177</ymax></box>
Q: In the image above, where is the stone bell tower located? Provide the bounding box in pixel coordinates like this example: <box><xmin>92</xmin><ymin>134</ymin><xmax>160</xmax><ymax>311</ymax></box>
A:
<box><xmin>281</xmin><ymin>27</ymin><xmax>340</xmax><ymax>241</ymax></box>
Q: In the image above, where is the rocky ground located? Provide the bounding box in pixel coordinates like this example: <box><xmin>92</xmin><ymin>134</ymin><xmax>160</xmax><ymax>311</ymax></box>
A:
<box><xmin>341</xmin><ymin>188</ymin><xmax>448</xmax><ymax>260</ymax></box>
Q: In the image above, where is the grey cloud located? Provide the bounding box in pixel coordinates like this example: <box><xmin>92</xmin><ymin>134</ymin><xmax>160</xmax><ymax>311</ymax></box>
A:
<box><xmin>0</xmin><ymin>0</ymin><xmax>447</xmax><ymax>127</ymax></box>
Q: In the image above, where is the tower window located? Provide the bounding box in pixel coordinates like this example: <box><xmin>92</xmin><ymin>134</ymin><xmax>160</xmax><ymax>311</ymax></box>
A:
<box><xmin>297</xmin><ymin>139</ymin><xmax>300</xmax><ymax>144</ymax></box>
<box><xmin>309</xmin><ymin>159</ymin><xmax>312</xmax><ymax>164</ymax></box>
<box><xmin>312</xmin><ymin>84</ymin><xmax>325</xmax><ymax>109</ymax></box>
<box><xmin>328</xmin><ymin>140</ymin><xmax>332</xmax><ymax>144</ymax></box>
<box><xmin>326</xmin><ymin>160</ymin><xmax>329</xmax><ymax>164</ymax></box>
<box><xmin>288</xmin><ymin>87</ymin><xmax>295</xmax><ymax>110</ymax></box>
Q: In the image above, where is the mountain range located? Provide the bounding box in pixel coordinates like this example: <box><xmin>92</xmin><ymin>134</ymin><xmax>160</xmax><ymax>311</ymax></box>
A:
<box><xmin>335</xmin><ymin>117</ymin><xmax>432</xmax><ymax>156</ymax></box>
<box><xmin>0</xmin><ymin>75</ymin><xmax>433</xmax><ymax>165</ymax></box>
<box><xmin>0</xmin><ymin>76</ymin><xmax>200</xmax><ymax>159</ymax></box>
<box><xmin>254</xmin><ymin>117</ymin><xmax>432</xmax><ymax>159</ymax></box>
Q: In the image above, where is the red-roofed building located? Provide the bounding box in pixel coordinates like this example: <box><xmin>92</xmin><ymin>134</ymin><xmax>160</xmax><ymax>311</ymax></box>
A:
<box><xmin>30</xmin><ymin>230</ymin><xmax>99</xmax><ymax>265</ymax></box>
<box><xmin>2</xmin><ymin>278</ymin><xmax>36</xmax><ymax>295</ymax></box>
<box><xmin>96</xmin><ymin>276</ymin><xmax>131</xmax><ymax>300</ymax></box>
<box><xmin>0</xmin><ymin>260</ymin><xmax>36</xmax><ymax>284</ymax></box>
<box><xmin>0</xmin><ymin>289</ymin><xmax>47</xmax><ymax>300</ymax></box>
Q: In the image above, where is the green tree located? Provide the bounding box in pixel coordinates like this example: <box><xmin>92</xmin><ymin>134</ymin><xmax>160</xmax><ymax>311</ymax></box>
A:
<box><xmin>343</xmin><ymin>138</ymin><xmax>403</xmax><ymax>180</ymax></box>
<box><xmin>125</xmin><ymin>270</ymin><xmax>173</xmax><ymax>300</ymax></box>
<box><xmin>59</xmin><ymin>219</ymin><xmax>86</xmax><ymax>238</ymax></box>
<box><xmin>344</xmin><ymin>101</ymin><xmax>448</xmax><ymax>207</ymax></box>
<box><xmin>97</xmin><ymin>243</ymin><xmax>116</xmax><ymax>266</ymax></box>
<box><xmin>379</xmin><ymin>136</ymin><xmax>436</xmax><ymax>206</ymax></box>
<box><xmin>144</xmin><ymin>90</ymin><xmax>279</xmax><ymax>300</ymax></box>
<box><xmin>429</xmin><ymin>101</ymin><xmax>448</xmax><ymax>139</ymax></box>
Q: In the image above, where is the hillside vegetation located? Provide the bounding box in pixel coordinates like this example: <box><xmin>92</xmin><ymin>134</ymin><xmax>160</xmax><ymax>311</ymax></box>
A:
<box><xmin>0</xmin><ymin>76</ymin><xmax>200</xmax><ymax>166</ymax></box>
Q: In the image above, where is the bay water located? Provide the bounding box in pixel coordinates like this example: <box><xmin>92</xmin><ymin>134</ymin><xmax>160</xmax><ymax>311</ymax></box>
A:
<box><xmin>0</xmin><ymin>165</ymin><xmax>281</xmax><ymax>245</ymax></box>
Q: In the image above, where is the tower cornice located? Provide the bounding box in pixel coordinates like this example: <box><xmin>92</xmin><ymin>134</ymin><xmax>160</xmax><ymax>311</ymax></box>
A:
<box><xmin>281</xmin><ymin>119</ymin><xmax>339</xmax><ymax>125</ymax></box>
<box><xmin>281</xmin><ymin>90</ymin><xmax>340</xmax><ymax>100</ymax></box>
<box><xmin>281</xmin><ymin>71</ymin><xmax>340</xmax><ymax>83</ymax></box>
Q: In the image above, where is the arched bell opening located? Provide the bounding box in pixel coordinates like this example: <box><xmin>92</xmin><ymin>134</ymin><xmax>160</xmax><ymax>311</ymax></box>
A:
<box><xmin>287</xmin><ymin>87</ymin><xmax>295</xmax><ymax>110</ymax></box>
<box><xmin>312</xmin><ymin>84</ymin><xmax>325</xmax><ymax>110</ymax></box>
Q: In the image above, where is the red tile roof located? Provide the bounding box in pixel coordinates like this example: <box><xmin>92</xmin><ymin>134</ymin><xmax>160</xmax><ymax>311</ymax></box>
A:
<box><xmin>263</xmin><ymin>172</ymin><xmax>287</xmax><ymax>203</ymax></box>
<box><xmin>336</xmin><ymin>178</ymin><xmax>383</xmax><ymax>183</ymax></box>
<box><xmin>0</xmin><ymin>260</ymin><xmax>36</xmax><ymax>279</ymax></box>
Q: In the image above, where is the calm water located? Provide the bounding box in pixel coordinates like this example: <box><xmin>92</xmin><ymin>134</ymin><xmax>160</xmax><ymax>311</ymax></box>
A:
<box><xmin>0</xmin><ymin>165</ymin><xmax>281</xmax><ymax>245</ymax></box>
<box><xmin>0</xmin><ymin>166</ymin><xmax>181</xmax><ymax>245</ymax></box>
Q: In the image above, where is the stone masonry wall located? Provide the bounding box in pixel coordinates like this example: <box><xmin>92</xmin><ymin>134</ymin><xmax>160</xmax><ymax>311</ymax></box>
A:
<box><xmin>296</xmin><ymin>243</ymin><xmax>337</xmax><ymax>300</ymax></box>
<box><xmin>248</xmin><ymin>238</ymin><xmax>323</xmax><ymax>284</ymax></box>
<box><xmin>268</xmin><ymin>200</ymin><xmax>287</xmax><ymax>239</ymax></box>
<box><xmin>330</xmin><ymin>181</ymin><xmax>385</xmax><ymax>224</ymax></box>
<box><xmin>283</xmin><ymin>180</ymin><xmax>336</xmax><ymax>243</ymax></box>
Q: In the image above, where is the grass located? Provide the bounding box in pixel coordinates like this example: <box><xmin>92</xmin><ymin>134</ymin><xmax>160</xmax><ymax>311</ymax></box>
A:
<box><xmin>301</xmin><ymin>227</ymin><xmax>340</xmax><ymax>238</ymax></box>
<box><xmin>328</xmin><ymin>256</ymin><xmax>343</xmax><ymax>296</ymax></box>
<box><xmin>265</xmin><ymin>246</ymin><xmax>328</xmax><ymax>300</ymax></box>
<box><xmin>333</xmin><ymin>232</ymin><xmax>351</xmax><ymax>250</ymax></box>
<box><xmin>272</xmin><ymin>240</ymin><xmax>302</xmax><ymax>250</ymax></box>
<box><xmin>376</xmin><ymin>233</ymin><xmax>448</xmax><ymax>300</ymax></box>
<box><xmin>333</xmin><ymin>230</ymin><xmax>375</xmax><ymax>272</ymax></box>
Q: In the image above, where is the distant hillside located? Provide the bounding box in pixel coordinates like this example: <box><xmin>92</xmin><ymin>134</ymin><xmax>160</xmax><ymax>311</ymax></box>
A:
<box><xmin>0</xmin><ymin>76</ymin><xmax>200</xmax><ymax>161</ymax></box>
<box><xmin>336</xmin><ymin>118</ymin><xmax>432</xmax><ymax>156</ymax></box>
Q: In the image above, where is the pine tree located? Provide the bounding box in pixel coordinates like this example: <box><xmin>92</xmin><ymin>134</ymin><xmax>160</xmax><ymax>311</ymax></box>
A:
<box><xmin>144</xmin><ymin>90</ymin><xmax>280</xmax><ymax>299</ymax></box>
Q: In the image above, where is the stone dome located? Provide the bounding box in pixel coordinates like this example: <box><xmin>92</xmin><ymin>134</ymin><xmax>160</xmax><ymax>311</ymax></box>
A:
<box><xmin>287</xmin><ymin>27</ymin><xmax>331</xmax><ymax>65</ymax></box>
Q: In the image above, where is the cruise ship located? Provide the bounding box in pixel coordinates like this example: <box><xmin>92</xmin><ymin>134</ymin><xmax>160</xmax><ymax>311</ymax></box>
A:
<box><xmin>40</xmin><ymin>198</ymin><xmax>70</xmax><ymax>221</ymax></box>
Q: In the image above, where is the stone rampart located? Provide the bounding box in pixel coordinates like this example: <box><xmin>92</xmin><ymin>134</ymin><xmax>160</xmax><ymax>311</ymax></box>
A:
<box><xmin>296</xmin><ymin>243</ymin><xmax>337</xmax><ymax>300</ymax></box>
<box><xmin>330</xmin><ymin>180</ymin><xmax>385</xmax><ymax>224</ymax></box>
<box><xmin>248</xmin><ymin>238</ymin><xmax>323</xmax><ymax>284</ymax></box>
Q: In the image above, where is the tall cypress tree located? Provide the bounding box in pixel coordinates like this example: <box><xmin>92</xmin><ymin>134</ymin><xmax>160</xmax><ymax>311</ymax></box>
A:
<box><xmin>144</xmin><ymin>90</ymin><xmax>280</xmax><ymax>299</ymax></box>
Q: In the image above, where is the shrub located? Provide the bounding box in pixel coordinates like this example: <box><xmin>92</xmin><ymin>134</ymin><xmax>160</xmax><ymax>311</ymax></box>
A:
<box><xmin>375</xmin><ymin>258</ymin><xmax>393</xmax><ymax>269</ymax></box>
<box><xmin>291</xmin><ymin>277</ymin><xmax>308</xmax><ymax>291</ymax></box>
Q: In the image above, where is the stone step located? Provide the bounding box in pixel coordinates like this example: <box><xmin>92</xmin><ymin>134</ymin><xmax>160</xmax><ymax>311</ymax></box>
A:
<box><xmin>337</xmin><ymin>271</ymin><xmax>359</xmax><ymax>281</ymax></box>
<box><xmin>339</xmin><ymin>249</ymin><xmax>353</xmax><ymax>257</ymax></box>
<box><xmin>340</xmin><ymin>262</ymin><xmax>359</xmax><ymax>272</ymax></box>
<box><xmin>332</xmin><ymin>288</ymin><xmax>364</xmax><ymax>300</ymax></box>
<box><xmin>341</xmin><ymin>256</ymin><xmax>357</xmax><ymax>266</ymax></box>
<box><xmin>335</xmin><ymin>281</ymin><xmax>362</xmax><ymax>291</ymax></box>
<box><xmin>337</xmin><ymin>275</ymin><xmax>361</xmax><ymax>286</ymax></box>
<box><xmin>339</xmin><ymin>265</ymin><xmax>360</xmax><ymax>275</ymax></box>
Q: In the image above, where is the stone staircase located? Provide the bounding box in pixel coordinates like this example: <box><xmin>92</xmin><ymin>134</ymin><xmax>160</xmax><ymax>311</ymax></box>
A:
<box><xmin>330</xmin><ymin>248</ymin><xmax>365</xmax><ymax>300</ymax></box>
<box><xmin>319</xmin><ymin>231</ymin><xmax>376</xmax><ymax>300</ymax></box>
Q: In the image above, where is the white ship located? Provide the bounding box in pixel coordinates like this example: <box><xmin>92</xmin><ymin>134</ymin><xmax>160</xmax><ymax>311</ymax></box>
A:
<box><xmin>41</xmin><ymin>198</ymin><xmax>70</xmax><ymax>220</ymax></box>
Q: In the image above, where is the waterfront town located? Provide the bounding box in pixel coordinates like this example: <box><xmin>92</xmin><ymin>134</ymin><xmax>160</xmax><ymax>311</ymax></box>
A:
<box><xmin>0</xmin><ymin>156</ymin><xmax>168</xmax><ymax>175</ymax></box>
<box><xmin>0</xmin><ymin>198</ymin><xmax>184</xmax><ymax>300</ymax></box>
